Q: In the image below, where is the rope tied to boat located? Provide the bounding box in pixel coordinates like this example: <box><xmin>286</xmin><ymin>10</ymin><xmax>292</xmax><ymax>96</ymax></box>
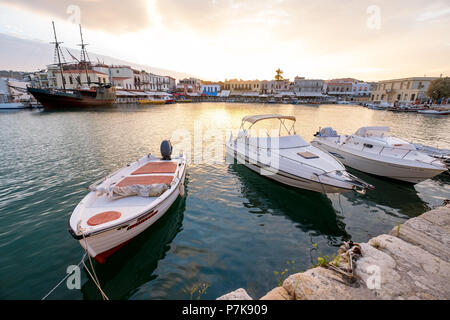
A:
<box><xmin>78</xmin><ymin>222</ymin><xmax>109</xmax><ymax>300</ymax></box>
<box><xmin>41</xmin><ymin>252</ymin><xmax>87</xmax><ymax>300</ymax></box>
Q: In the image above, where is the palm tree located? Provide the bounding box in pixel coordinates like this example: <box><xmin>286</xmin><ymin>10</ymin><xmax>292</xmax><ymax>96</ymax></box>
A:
<box><xmin>275</xmin><ymin>68</ymin><xmax>284</xmax><ymax>81</ymax></box>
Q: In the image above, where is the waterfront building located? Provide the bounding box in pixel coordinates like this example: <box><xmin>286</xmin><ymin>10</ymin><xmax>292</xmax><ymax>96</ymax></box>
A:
<box><xmin>201</xmin><ymin>81</ymin><xmax>221</xmax><ymax>96</ymax></box>
<box><xmin>167</xmin><ymin>76</ymin><xmax>176</xmax><ymax>92</ymax></box>
<box><xmin>27</xmin><ymin>68</ymin><xmax>53</xmax><ymax>88</ymax></box>
<box><xmin>326</xmin><ymin>78</ymin><xmax>356</xmax><ymax>97</ymax></box>
<box><xmin>352</xmin><ymin>81</ymin><xmax>371</xmax><ymax>97</ymax></box>
<box><xmin>370</xmin><ymin>77</ymin><xmax>438</xmax><ymax>103</ymax></box>
<box><xmin>260</xmin><ymin>79</ymin><xmax>291</xmax><ymax>94</ymax></box>
<box><xmin>293</xmin><ymin>76</ymin><xmax>325</xmax><ymax>97</ymax></box>
<box><xmin>223</xmin><ymin>79</ymin><xmax>261</xmax><ymax>94</ymax></box>
<box><xmin>149</xmin><ymin>74</ymin><xmax>171</xmax><ymax>92</ymax></box>
<box><xmin>177</xmin><ymin>78</ymin><xmax>202</xmax><ymax>94</ymax></box>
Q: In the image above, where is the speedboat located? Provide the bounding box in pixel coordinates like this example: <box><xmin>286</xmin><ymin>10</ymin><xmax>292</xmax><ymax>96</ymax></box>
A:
<box><xmin>418</xmin><ymin>108</ymin><xmax>450</xmax><ymax>115</ymax></box>
<box><xmin>68</xmin><ymin>141</ymin><xmax>187</xmax><ymax>263</ymax></box>
<box><xmin>366</xmin><ymin>102</ymin><xmax>391</xmax><ymax>110</ymax></box>
<box><xmin>0</xmin><ymin>102</ymin><xmax>25</xmax><ymax>109</ymax></box>
<box><xmin>311</xmin><ymin>127</ymin><xmax>448</xmax><ymax>183</ymax></box>
<box><xmin>413</xmin><ymin>143</ymin><xmax>450</xmax><ymax>170</ymax></box>
<box><xmin>225</xmin><ymin>114</ymin><xmax>373</xmax><ymax>194</ymax></box>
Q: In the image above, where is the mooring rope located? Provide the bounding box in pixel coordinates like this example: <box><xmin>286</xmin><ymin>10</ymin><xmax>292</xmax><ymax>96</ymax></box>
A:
<box><xmin>80</xmin><ymin>226</ymin><xmax>109</xmax><ymax>300</ymax></box>
<box><xmin>41</xmin><ymin>252</ymin><xmax>87</xmax><ymax>300</ymax></box>
<box><xmin>42</xmin><ymin>229</ymin><xmax>109</xmax><ymax>300</ymax></box>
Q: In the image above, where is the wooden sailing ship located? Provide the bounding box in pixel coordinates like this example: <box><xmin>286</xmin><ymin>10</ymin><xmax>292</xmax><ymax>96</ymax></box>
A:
<box><xmin>27</xmin><ymin>22</ymin><xmax>116</xmax><ymax>110</ymax></box>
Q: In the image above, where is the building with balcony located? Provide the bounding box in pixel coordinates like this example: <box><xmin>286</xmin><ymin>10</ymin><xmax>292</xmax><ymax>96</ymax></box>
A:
<box><xmin>177</xmin><ymin>78</ymin><xmax>203</xmax><ymax>94</ymax></box>
<box><xmin>370</xmin><ymin>77</ymin><xmax>438</xmax><ymax>103</ymax></box>
<box><xmin>325</xmin><ymin>78</ymin><xmax>356</xmax><ymax>97</ymax></box>
<box><xmin>223</xmin><ymin>79</ymin><xmax>261</xmax><ymax>93</ymax></box>
<box><xmin>260</xmin><ymin>79</ymin><xmax>291</xmax><ymax>94</ymax></box>
<box><xmin>293</xmin><ymin>77</ymin><xmax>325</xmax><ymax>97</ymax></box>
<box><xmin>201</xmin><ymin>81</ymin><xmax>222</xmax><ymax>96</ymax></box>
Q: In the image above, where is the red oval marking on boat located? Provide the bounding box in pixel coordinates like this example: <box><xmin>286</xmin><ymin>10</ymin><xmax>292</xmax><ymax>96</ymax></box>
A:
<box><xmin>87</xmin><ymin>211</ymin><xmax>122</xmax><ymax>226</ymax></box>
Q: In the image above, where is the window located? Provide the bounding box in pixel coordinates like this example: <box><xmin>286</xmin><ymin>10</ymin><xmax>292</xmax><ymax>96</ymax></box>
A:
<box><xmin>69</xmin><ymin>76</ymin><xmax>73</xmax><ymax>84</ymax></box>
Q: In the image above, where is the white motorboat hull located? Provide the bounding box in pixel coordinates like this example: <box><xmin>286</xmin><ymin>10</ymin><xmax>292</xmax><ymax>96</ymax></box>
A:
<box><xmin>0</xmin><ymin>102</ymin><xmax>25</xmax><ymax>109</ymax></box>
<box><xmin>312</xmin><ymin>140</ymin><xmax>446</xmax><ymax>184</ymax></box>
<box><xmin>78</xmin><ymin>181</ymin><xmax>182</xmax><ymax>263</ymax></box>
<box><xmin>418</xmin><ymin>110</ymin><xmax>450</xmax><ymax>115</ymax></box>
<box><xmin>69</xmin><ymin>154</ymin><xmax>186</xmax><ymax>263</ymax></box>
<box><xmin>226</xmin><ymin>145</ymin><xmax>368</xmax><ymax>194</ymax></box>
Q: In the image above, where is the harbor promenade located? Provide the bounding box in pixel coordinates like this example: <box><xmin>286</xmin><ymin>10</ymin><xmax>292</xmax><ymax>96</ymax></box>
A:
<box><xmin>218</xmin><ymin>203</ymin><xmax>450</xmax><ymax>300</ymax></box>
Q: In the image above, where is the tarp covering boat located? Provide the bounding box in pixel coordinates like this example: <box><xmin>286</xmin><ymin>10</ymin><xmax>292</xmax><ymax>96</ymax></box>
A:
<box><xmin>93</xmin><ymin>183</ymin><xmax>169</xmax><ymax>200</ymax></box>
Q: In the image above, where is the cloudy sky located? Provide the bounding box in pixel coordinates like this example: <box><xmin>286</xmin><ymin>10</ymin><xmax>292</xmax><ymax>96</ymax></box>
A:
<box><xmin>0</xmin><ymin>0</ymin><xmax>449</xmax><ymax>81</ymax></box>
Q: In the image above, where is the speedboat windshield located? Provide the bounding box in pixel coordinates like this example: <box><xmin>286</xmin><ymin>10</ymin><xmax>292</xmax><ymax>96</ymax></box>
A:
<box><xmin>355</xmin><ymin>126</ymin><xmax>390</xmax><ymax>138</ymax></box>
<box><xmin>247</xmin><ymin>135</ymin><xmax>309</xmax><ymax>149</ymax></box>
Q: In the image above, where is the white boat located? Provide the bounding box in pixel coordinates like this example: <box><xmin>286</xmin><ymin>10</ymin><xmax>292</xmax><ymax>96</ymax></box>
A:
<box><xmin>0</xmin><ymin>102</ymin><xmax>25</xmax><ymax>109</ymax></box>
<box><xmin>68</xmin><ymin>142</ymin><xmax>187</xmax><ymax>263</ymax></box>
<box><xmin>225</xmin><ymin>114</ymin><xmax>373</xmax><ymax>194</ymax></box>
<box><xmin>311</xmin><ymin>127</ymin><xmax>448</xmax><ymax>183</ymax></box>
<box><xmin>413</xmin><ymin>143</ymin><xmax>450</xmax><ymax>169</ymax></box>
<box><xmin>417</xmin><ymin>109</ymin><xmax>450</xmax><ymax>115</ymax></box>
<box><xmin>366</xmin><ymin>102</ymin><xmax>391</xmax><ymax>110</ymax></box>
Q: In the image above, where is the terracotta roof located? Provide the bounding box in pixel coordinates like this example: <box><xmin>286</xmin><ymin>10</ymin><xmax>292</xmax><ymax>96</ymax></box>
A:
<box><xmin>113</xmin><ymin>77</ymin><xmax>132</xmax><ymax>80</ymax></box>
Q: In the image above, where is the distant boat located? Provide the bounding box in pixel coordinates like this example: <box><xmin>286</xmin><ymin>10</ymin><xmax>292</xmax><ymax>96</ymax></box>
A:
<box><xmin>418</xmin><ymin>109</ymin><xmax>450</xmax><ymax>115</ymax></box>
<box><xmin>0</xmin><ymin>102</ymin><xmax>25</xmax><ymax>109</ymax></box>
<box><xmin>0</xmin><ymin>78</ymin><xmax>26</xmax><ymax>109</ymax></box>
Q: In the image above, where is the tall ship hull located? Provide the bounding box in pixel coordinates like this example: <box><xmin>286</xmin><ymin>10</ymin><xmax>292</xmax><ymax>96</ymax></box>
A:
<box><xmin>28</xmin><ymin>87</ymin><xmax>116</xmax><ymax>110</ymax></box>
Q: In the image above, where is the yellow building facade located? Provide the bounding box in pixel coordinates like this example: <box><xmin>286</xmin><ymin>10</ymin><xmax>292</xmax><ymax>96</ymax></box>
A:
<box><xmin>371</xmin><ymin>77</ymin><xmax>438</xmax><ymax>103</ymax></box>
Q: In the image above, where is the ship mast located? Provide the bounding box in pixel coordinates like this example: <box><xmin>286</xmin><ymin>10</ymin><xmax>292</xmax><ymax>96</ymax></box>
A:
<box><xmin>78</xmin><ymin>24</ymin><xmax>91</xmax><ymax>86</ymax></box>
<box><xmin>50</xmin><ymin>21</ymin><xmax>65</xmax><ymax>90</ymax></box>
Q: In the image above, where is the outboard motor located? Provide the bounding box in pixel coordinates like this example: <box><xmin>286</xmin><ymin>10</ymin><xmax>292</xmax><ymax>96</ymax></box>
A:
<box><xmin>160</xmin><ymin>140</ymin><xmax>173</xmax><ymax>160</ymax></box>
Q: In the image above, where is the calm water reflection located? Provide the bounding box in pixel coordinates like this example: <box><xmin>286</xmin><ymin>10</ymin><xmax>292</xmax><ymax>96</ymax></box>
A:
<box><xmin>0</xmin><ymin>103</ymin><xmax>449</xmax><ymax>300</ymax></box>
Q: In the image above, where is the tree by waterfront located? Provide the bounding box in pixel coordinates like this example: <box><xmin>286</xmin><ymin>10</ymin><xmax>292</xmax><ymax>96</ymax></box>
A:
<box><xmin>426</xmin><ymin>77</ymin><xmax>450</xmax><ymax>102</ymax></box>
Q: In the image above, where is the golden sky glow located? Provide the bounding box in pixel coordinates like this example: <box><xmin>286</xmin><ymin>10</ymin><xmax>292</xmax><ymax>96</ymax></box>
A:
<box><xmin>0</xmin><ymin>0</ymin><xmax>449</xmax><ymax>81</ymax></box>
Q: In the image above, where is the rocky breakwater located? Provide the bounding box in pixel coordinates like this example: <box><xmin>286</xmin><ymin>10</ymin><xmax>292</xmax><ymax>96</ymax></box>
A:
<box><xmin>218</xmin><ymin>204</ymin><xmax>450</xmax><ymax>300</ymax></box>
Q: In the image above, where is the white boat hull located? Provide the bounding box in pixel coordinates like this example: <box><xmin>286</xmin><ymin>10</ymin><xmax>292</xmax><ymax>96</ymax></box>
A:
<box><xmin>312</xmin><ymin>140</ymin><xmax>446</xmax><ymax>183</ymax></box>
<box><xmin>78</xmin><ymin>181</ymin><xmax>183</xmax><ymax>262</ymax></box>
<box><xmin>0</xmin><ymin>102</ymin><xmax>25</xmax><ymax>109</ymax></box>
<box><xmin>226</xmin><ymin>145</ymin><xmax>365</xmax><ymax>194</ymax></box>
<box><xmin>69</xmin><ymin>154</ymin><xmax>186</xmax><ymax>263</ymax></box>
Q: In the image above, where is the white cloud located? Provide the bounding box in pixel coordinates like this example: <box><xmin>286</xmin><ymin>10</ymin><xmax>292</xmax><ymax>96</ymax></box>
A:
<box><xmin>416</xmin><ymin>7</ymin><xmax>450</xmax><ymax>21</ymax></box>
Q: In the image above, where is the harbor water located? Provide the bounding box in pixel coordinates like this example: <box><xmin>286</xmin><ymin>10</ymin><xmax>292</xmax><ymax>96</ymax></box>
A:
<box><xmin>0</xmin><ymin>103</ymin><xmax>449</xmax><ymax>299</ymax></box>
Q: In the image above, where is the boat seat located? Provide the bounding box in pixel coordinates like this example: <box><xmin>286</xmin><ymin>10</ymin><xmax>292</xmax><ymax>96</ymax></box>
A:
<box><xmin>88</xmin><ymin>211</ymin><xmax>122</xmax><ymax>226</ymax></box>
<box><xmin>132</xmin><ymin>162</ymin><xmax>177</xmax><ymax>175</ymax></box>
<box><xmin>116</xmin><ymin>175</ymin><xmax>174</xmax><ymax>188</ymax></box>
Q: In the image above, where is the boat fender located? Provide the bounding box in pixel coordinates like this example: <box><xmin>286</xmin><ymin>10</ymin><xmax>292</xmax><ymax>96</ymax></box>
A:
<box><xmin>179</xmin><ymin>182</ymin><xmax>185</xmax><ymax>197</ymax></box>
